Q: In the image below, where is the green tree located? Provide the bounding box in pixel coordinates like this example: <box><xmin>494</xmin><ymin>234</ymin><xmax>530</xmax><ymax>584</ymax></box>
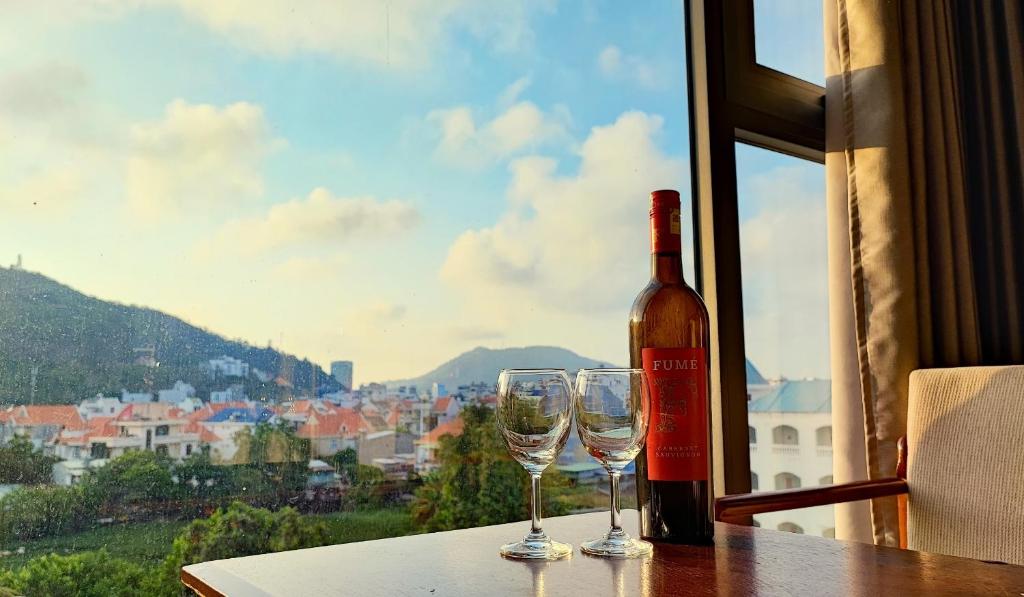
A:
<box><xmin>0</xmin><ymin>550</ymin><xmax>150</xmax><ymax>597</ymax></box>
<box><xmin>156</xmin><ymin>502</ymin><xmax>328</xmax><ymax>595</ymax></box>
<box><xmin>0</xmin><ymin>484</ymin><xmax>95</xmax><ymax>541</ymax></box>
<box><xmin>0</xmin><ymin>436</ymin><xmax>58</xmax><ymax>485</ymax></box>
<box><xmin>329</xmin><ymin>447</ymin><xmax>358</xmax><ymax>481</ymax></box>
<box><xmin>411</xmin><ymin>405</ymin><xmax>574</xmax><ymax>532</ymax></box>
<box><xmin>173</xmin><ymin>451</ymin><xmax>226</xmax><ymax>499</ymax></box>
<box><xmin>84</xmin><ymin>450</ymin><xmax>176</xmax><ymax>507</ymax></box>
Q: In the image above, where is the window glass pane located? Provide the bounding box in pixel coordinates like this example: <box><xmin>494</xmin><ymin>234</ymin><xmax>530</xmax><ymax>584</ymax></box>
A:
<box><xmin>0</xmin><ymin>3</ymin><xmax>691</xmax><ymax>590</ymax></box>
<box><xmin>736</xmin><ymin>143</ymin><xmax>833</xmax><ymax>538</ymax></box>
<box><xmin>753</xmin><ymin>0</ymin><xmax>825</xmax><ymax>85</ymax></box>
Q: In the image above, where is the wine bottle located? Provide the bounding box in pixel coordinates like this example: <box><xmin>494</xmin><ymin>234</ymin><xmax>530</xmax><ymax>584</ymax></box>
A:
<box><xmin>630</xmin><ymin>189</ymin><xmax>713</xmax><ymax>544</ymax></box>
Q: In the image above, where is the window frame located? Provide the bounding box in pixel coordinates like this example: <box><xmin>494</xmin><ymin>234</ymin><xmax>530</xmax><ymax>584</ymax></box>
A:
<box><xmin>684</xmin><ymin>0</ymin><xmax>826</xmax><ymax>500</ymax></box>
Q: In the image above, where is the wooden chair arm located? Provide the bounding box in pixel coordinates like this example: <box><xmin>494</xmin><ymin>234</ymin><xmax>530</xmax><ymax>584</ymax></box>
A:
<box><xmin>715</xmin><ymin>478</ymin><xmax>909</xmax><ymax>524</ymax></box>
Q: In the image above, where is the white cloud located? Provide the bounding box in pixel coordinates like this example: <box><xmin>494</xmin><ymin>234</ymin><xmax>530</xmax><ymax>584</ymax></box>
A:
<box><xmin>428</xmin><ymin>86</ymin><xmax>571</xmax><ymax>169</ymax></box>
<box><xmin>738</xmin><ymin>165</ymin><xmax>830</xmax><ymax>380</ymax></box>
<box><xmin>497</xmin><ymin>76</ymin><xmax>532</xmax><ymax>108</ymax></box>
<box><xmin>597</xmin><ymin>45</ymin><xmax>667</xmax><ymax>90</ymax></box>
<box><xmin>0</xmin><ymin>63</ymin><xmax>88</xmax><ymax>120</ymax></box>
<box><xmin>202</xmin><ymin>188</ymin><xmax>420</xmax><ymax>256</ymax></box>
<box><xmin>110</xmin><ymin>0</ymin><xmax>550</xmax><ymax>70</ymax></box>
<box><xmin>126</xmin><ymin>100</ymin><xmax>284</xmax><ymax>218</ymax></box>
<box><xmin>440</xmin><ymin>111</ymin><xmax>686</xmax><ymax>323</ymax></box>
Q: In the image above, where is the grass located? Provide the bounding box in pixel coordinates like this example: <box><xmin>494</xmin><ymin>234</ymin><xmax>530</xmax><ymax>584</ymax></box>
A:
<box><xmin>317</xmin><ymin>507</ymin><xmax>419</xmax><ymax>545</ymax></box>
<box><xmin>0</xmin><ymin>507</ymin><xmax>418</xmax><ymax>572</ymax></box>
<box><xmin>0</xmin><ymin>519</ymin><xmax>189</xmax><ymax>571</ymax></box>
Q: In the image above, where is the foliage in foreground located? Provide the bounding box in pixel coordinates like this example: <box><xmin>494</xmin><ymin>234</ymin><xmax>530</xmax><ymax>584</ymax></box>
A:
<box><xmin>411</xmin><ymin>404</ymin><xmax>576</xmax><ymax>532</ymax></box>
<box><xmin>153</xmin><ymin>501</ymin><xmax>329</xmax><ymax>595</ymax></box>
<box><xmin>0</xmin><ymin>550</ymin><xmax>156</xmax><ymax>597</ymax></box>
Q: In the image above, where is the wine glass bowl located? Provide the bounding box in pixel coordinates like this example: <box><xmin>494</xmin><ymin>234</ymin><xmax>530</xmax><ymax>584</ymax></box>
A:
<box><xmin>496</xmin><ymin>369</ymin><xmax>574</xmax><ymax>560</ymax></box>
<box><xmin>574</xmin><ymin>368</ymin><xmax>653</xmax><ymax>558</ymax></box>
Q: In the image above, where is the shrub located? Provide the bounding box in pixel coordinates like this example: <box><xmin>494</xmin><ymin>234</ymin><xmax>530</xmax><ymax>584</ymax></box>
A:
<box><xmin>0</xmin><ymin>485</ymin><xmax>95</xmax><ymax>541</ymax></box>
<box><xmin>2</xmin><ymin>550</ymin><xmax>151</xmax><ymax>597</ymax></box>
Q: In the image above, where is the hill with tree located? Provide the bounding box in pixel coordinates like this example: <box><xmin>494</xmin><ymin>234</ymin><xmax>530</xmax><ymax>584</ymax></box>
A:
<box><xmin>0</xmin><ymin>267</ymin><xmax>336</xmax><ymax>405</ymax></box>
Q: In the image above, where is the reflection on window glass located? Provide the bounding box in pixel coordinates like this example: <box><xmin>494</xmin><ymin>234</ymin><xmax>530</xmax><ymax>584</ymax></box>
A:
<box><xmin>0</xmin><ymin>3</ymin><xmax>691</xmax><ymax>592</ymax></box>
<box><xmin>753</xmin><ymin>0</ymin><xmax>825</xmax><ymax>84</ymax></box>
<box><xmin>737</xmin><ymin>143</ymin><xmax>832</xmax><ymax>538</ymax></box>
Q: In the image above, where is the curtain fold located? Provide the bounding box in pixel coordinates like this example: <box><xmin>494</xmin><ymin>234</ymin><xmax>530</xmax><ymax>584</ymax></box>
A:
<box><xmin>826</xmin><ymin>0</ymin><xmax>1023</xmax><ymax>545</ymax></box>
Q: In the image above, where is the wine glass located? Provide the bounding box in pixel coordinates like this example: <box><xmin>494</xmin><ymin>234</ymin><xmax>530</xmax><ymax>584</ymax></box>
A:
<box><xmin>496</xmin><ymin>369</ymin><xmax>574</xmax><ymax>560</ymax></box>
<box><xmin>574</xmin><ymin>368</ymin><xmax>653</xmax><ymax>558</ymax></box>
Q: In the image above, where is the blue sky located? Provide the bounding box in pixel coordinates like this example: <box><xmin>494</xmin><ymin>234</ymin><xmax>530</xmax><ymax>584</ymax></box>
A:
<box><xmin>0</xmin><ymin>1</ymin><xmax>827</xmax><ymax>384</ymax></box>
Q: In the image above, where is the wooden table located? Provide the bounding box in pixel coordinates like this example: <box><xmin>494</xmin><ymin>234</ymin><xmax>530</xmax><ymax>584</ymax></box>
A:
<box><xmin>182</xmin><ymin>510</ymin><xmax>1024</xmax><ymax>596</ymax></box>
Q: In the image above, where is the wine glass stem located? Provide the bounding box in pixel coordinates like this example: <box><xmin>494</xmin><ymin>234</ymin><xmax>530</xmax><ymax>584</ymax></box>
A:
<box><xmin>609</xmin><ymin>470</ymin><xmax>622</xmax><ymax>532</ymax></box>
<box><xmin>531</xmin><ymin>473</ymin><xmax>543</xmax><ymax>535</ymax></box>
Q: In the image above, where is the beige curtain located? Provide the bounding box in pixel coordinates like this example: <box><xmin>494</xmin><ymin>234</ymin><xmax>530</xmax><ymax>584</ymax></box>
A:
<box><xmin>826</xmin><ymin>0</ymin><xmax>1023</xmax><ymax>545</ymax></box>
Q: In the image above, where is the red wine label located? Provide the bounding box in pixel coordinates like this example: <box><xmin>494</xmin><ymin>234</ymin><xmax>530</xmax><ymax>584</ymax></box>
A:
<box><xmin>642</xmin><ymin>347</ymin><xmax>709</xmax><ymax>481</ymax></box>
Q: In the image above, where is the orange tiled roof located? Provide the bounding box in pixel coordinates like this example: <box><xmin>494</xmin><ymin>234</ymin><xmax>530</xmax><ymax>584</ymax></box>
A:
<box><xmin>295</xmin><ymin>408</ymin><xmax>366</xmax><ymax>439</ymax></box>
<box><xmin>8</xmin><ymin>405</ymin><xmax>85</xmax><ymax>430</ymax></box>
<box><xmin>184</xmin><ymin>421</ymin><xmax>222</xmax><ymax>444</ymax></box>
<box><xmin>55</xmin><ymin>416</ymin><xmax>117</xmax><ymax>446</ymax></box>
<box><xmin>385</xmin><ymin>408</ymin><xmax>400</xmax><ymax>427</ymax></box>
<box><xmin>416</xmin><ymin>417</ymin><xmax>465</xmax><ymax>445</ymax></box>
<box><xmin>432</xmin><ymin>397</ymin><xmax>453</xmax><ymax>414</ymax></box>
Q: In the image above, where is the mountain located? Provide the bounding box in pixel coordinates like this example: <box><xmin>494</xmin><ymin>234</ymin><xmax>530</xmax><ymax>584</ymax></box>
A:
<box><xmin>0</xmin><ymin>267</ymin><xmax>336</xmax><ymax>405</ymax></box>
<box><xmin>387</xmin><ymin>346</ymin><xmax>618</xmax><ymax>390</ymax></box>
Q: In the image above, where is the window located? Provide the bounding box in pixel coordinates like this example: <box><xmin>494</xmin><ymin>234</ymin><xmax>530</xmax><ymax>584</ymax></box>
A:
<box><xmin>777</xmin><ymin>522</ymin><xmax>804</xmax><ymax>534</ymax></box>
<box><xmin>748</xmin><ymin>425</ymin><xmax>757</xmax><ymax>444</ymax></box>
<box><xmin>775</xmin><ymin>472</ymin><xmax>801</xmax><ymax>490</ymax></box>
<box><xmin>688</xmin><ymin>0</ymin><xmax>827</xmax><ymax>505</ymax></box>
<box><xmin>0</xmin><ymin>3</ymin><xmax>691</xmax><ymax>591</ymax></box>
<box><xmin>823</xmin><ymin>527</ymin><xmax>835</xmax><ymax>539</ymax></box>
<box><xmin>752</xmin><ymin>0</ymin><xmax>825</xmax><ymax>84</ymax></box>
<box><xmin>772</xmin><ymin>425</ymin><xmax>800</xmax><ymax>446</ymax></box>
<box><xmin>751</xmin><ymin>471</ymin><xmax>759</xmax><ymax>491</ymax></box>
<box><xmin>816</xmin><ymin>426</ymin><xmax>832</xmax><ymax>447</ymax></box>
<box><xmin>819</xmin><ymin>475</ymin><xmax>833</xmax><ymax>486</ymax></box>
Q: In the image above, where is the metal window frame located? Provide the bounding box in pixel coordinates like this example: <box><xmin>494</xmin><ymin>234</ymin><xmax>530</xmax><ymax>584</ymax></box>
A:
<box><xmin>684</xmin><ymin>0</ymin><xmax>826</xmax><ymax>499</ymax></box>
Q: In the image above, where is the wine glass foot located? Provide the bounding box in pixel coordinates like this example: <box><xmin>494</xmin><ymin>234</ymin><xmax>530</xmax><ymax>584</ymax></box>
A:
<box><xmin>580</xmin><ymin>532</ymin><xmax>652</xmax><ymax>559</ymax></box>
<box><xmin>500</xmin><ymin>537</ymin><xmax>573</xmax><ymax>560</ymax></box>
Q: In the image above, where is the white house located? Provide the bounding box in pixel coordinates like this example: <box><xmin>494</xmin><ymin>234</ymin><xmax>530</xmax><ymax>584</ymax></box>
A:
<box><xmin>78</xmin><ymin>395</ymin><xmax>127</xmax><ymax>420</ymax></box>
<box><xmin>747</xmin><ymin>378</ymin><xmax>834</xmax><ymax>538</ymax></box>
<box><xmin>120</xmin><ymin>389</ymin><xmax>153</xmax><ymax>404</ymax></box>
<box><xmin>53</xmin><ymin>405</ymin><xmax>199</xmax><ymax>462</ymax></box>
<box><xmin>158</xmin><ymin>381</ymin><xmax>196</xmax><ymax>404</ymax></box>
<box><xmin>210</xmin><ymin>384</ymin><xmax>246</xmax><ymax>404</ymax></box>
<box><xmin>207</xmin><ymin>356</ymin><xmax>250</xmax><ymax>378</ymax></box>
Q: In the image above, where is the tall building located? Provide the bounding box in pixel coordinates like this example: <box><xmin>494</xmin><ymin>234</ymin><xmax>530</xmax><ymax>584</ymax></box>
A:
<box><xmin>748</xmin><ymin>378</ymin><xmax>834</xmax><ymax>537</ymax></box>
<box><xmin>331</xmin><ymin>360</ymin><xmax>354</xmax><ymax>391</ymax></box>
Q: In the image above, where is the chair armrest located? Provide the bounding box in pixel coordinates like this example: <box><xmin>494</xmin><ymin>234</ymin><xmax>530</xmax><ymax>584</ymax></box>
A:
<box><xmin>715</xmin><ymin>478</ymin><xmax>908</xmax><ymax>524</ymax></box>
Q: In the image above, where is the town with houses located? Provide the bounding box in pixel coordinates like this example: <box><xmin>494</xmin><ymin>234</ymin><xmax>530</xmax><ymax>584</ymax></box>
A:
<box><xmin>0</xmin><ymin>353</ymin><xmax>835</xmax><ymax>536</ymax></box>
<box><xmin>0</xmin><ymin>356</ymin><xmax>499</xmax><ymax>491</ymax></box>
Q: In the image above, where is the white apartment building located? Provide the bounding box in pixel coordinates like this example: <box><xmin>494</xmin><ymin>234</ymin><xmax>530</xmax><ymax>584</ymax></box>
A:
<box><xmin>207</xmin><ymin>356</ymin><xmax>250</xmax><ymax>378</ymax></box>
<box><xmin>747</xmin><ymin>378</ymin><xmax>834</xmax><ymax>538</ymax></box>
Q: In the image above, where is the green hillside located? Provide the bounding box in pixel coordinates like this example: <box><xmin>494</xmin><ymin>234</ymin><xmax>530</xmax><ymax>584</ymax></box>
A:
<box><xmin>0</xmin><ymin>267</ymin><xmax>336</xmax><ymax>404</ymax></box>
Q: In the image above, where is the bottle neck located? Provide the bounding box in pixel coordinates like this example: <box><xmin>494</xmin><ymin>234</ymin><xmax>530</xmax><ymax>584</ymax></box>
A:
<box><xmin>651</xmin><ymin>252</ymin><xmax>684</xmax><ymax>284</ymax></box>
<box><xmin>649</xmin><ymin>206</ymin><xmax>684</xmax><ymax>284</ymax></box>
